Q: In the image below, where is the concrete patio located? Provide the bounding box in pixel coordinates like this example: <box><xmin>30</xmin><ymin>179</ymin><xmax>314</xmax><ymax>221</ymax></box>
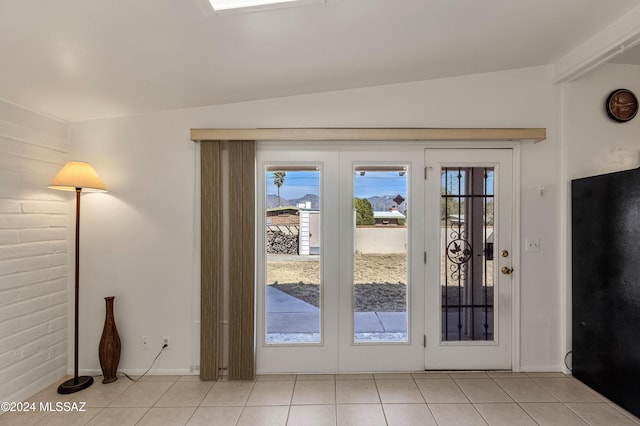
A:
<box><xmin>266</xmin><ymin>286</ymin><xmax>407</xmax><ymax>342</ymax></box>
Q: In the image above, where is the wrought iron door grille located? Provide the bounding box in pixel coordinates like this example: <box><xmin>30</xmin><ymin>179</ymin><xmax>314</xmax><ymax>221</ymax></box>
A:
<box><xmin>441</xmin><ymin>167</ymin><xmax>495</xmax><ymax>341</ymax></box>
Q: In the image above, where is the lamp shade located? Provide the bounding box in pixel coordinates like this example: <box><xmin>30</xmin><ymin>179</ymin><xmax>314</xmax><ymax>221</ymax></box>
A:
<box><xmin>49</xmin><ymin>161</ymin><xmax>107</xmax><ymax>192</ymax></box>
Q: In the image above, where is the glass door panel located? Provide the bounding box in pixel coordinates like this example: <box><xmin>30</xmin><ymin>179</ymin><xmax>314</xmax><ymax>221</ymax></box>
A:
<box><xmin>339</xmin><ymin>147</ymin><xmax>425</xmax><ymax>373</ymax></box>
<box><xmin>265</xmin><ymin>165</ymin><xmax>322</xmax><ymax>344</ymax></box>
<box><xmin>353</xmin><ymin>166</ymin><xmax>409</xmax><ymax>343</ymax></box>
<box><xmin>441</xmin><ymin>167</ymin><xmax>495</xmax><ymax>341</ymax></box>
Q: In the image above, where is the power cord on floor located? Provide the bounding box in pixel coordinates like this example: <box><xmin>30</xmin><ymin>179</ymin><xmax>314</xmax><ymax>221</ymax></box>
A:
<box><xmin>119</xmin><ymin>344</ymin><xmax>168</xmax><ymax>382</ymax></box>
<box><xmin>564</xmin><ymin>350</ymin><xmax>572</xmax><ymax>372</ymax></box>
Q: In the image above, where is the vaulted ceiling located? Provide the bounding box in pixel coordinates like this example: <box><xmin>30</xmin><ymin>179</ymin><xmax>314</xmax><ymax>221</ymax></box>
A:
<box><xmin>1</xmin><ymin>0</ymin><xmax>640</xmax><ymax>122</ymax></box>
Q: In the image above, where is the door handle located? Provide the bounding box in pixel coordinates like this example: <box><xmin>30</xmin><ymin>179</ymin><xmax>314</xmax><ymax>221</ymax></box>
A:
<box><xmin>501</xmin><ymin>266</ymin><xmax>514</xmax><ymax>275</ymax></box>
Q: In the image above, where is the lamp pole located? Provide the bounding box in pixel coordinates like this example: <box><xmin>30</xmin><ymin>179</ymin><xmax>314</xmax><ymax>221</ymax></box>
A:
<box><xmin>73</xmin><ymin>188</ymin><xmax>81</xmax><ymax>382</ymax></box>
<box><xmin>57</xmin><ymin>188</ymin><xmax>94</xmax><ymax>394</ymax></box>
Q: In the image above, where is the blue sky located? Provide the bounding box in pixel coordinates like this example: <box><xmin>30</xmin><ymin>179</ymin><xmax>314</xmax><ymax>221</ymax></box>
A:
<box><xmin>266</xmin><ymin>171</ymin><xmax>407</xmax><ymax>199</ymax></box>
<box><xmin>265</xmin><ymin>169</ymin><xmax>494</xmax><ymax>199</ymax></box>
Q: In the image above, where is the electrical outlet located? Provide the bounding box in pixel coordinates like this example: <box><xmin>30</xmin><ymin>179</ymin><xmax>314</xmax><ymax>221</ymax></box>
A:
<box><xmin>525</xmin><ymin>238</ymin><xmax>540</xmax><ymax>252</ymax></box>
<box><xmin>142</xmin><ymin>336</ymin><xmax>150</xmax><ymax>350</ymax></box>
<box><xmin>162</xmin><ymin>336</ymin><xmax>170</xmax><ymax>349</ymax></box>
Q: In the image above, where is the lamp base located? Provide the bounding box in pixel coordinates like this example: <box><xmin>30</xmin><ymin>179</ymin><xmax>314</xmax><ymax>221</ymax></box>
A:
<box><xmin>57</xmin><ymin>376</ymin><xmax>94</xmax><ymax>394</ymax></box>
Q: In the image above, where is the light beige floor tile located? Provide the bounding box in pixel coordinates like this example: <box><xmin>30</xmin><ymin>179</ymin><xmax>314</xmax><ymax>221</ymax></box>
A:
<box><xmin>200</xmin><ymin>381</ymin><xmax>255</xmax><ymax>406</ymax></box>
<box><xmin>532</xmin><ymin>378</ymin><xmax>604</xmax><ymax>402</ymax></box>
<box><xmin>520</xmin><ymin>402</ymin><xmax>589</xmax><ymax>425</ymax></box>
<box><xmin>108</xmin><ymin>381</ymin><xmax>173</xmax><ymax>407</ymax></box>
<box><xmin>486</xmin><ymin>371</ymin><xmax>529</xmax><ymax>378</ymax></box>
<box><xmin>336</xmin><ymin>404</ymin><xmax>386</xmax><ymax>426</ymax></box>
<box><xmin>186</xmin><ymin>406</ymin><xmax>243</xmax><ymax>426</ymax></box>
<box><xmin>455</xmin><ymin>379</ymin><xmax>513</xmax><ymax>403</ymax></box>
<box><xmin>373</xmin><ymin>373</ymin><xmax>413</xmax><ymax>379</ymax></box>
<box><xmin>137</xmin><ymin>375</ymin><xmax>181</xmax><ymax>382</ymax></box>
<box><xmin>31</xmin><ymin>407</ymin><xmax>102</xmax><ymax>426</ymax></box>
<box><xmin>136</xmin><ymin>407</ymin><xmax>195</xmax><ymax>426</ymax></box>
<box><xmin>296</xmin><ymin>374</ymin><xmax>335</xmax><ymax>381</ymax></box>
<box><xmin>411</xmin><ymin>372</ymin><xmax>451</xmax><ymax>379</ymax></box>
<box><xmin>449</xmin><ymin>372</ymin><xmax>490</xmax><ymax>379</ymax></box>
<box><xmin>246</xmin><ymin>381</ymin><xmax>295</xmax><ymax>406</ymax></box>
<box><xmin>565</xmin><ymin>402</ymin><xmax>639</xmax><ymax>426</ymax></box>
<box><xmin>415</xmin><ymin>378</ymin><xmax>469</xmax><ymax>403</ymax></box>
<box><xmin>85</xmin><ymin>407</ymin><xmax>148</xmax><ymax>426</ymax></box>
<box><xmin>0</xmin><ymin>410</ymin><xmax>49</xmax><ymax>426</ymax></box>
<box><xmin>287</xmin><ymin>405</ymin><xmax>337</xmax><ymax>426</ymax></box>
<box><xmin>609</xmin><ymin>403</ymin><xmax>640</xmax><ymax>424</ymax></box>
<box><xmin>11</xmin><ymin>373</ymin><xmax>640</xmax><ymax>426</ymax></box>
<box><xmin>383</xmin><ymin>403</ymin><xmax>437</xmax><ymax>426</ymax></box>
<box><xmin>155</xmin><ymin>381</ymin><xmax>214</xmax><ymax>407</ymax></box>
<box><xmin>257</xmin><ymin>374</ymin><xmax>297</xmax><ymax>381</ymax></box>
<box><xmin>76</xmin><ymin>379</ymin><xmax>134</xmax><ymax>407</ymax></box>
<box><xmin>494</xmin><ymin>378</ymin><xmax>556</xmax><ymax>402</ymax></box>
<box><xmin>375</xmin><ymin>379</ymin><xmax>424</xmax><ymax>403</ymax></box>
<box><xmin>335</xmin><ymin>374</ymin><xmax>373</xmax><ymax>380</ymax></box>
<box><xmin>27</xmin><ymin>384</ymin><xmax>78</xmax><ymax>404</ymax></box>
<box><xmin>291</xmin><ymin>380</ymin><xmax>335</xmax><ymax>405</ymax></box>
<box><xmin>236</xmin><ymin>406</ymin><xmax>289</xmax><ymax>426</ymax></box>
<box><xmin>428</xmin><ymin>403</ymin><xmax>487</xmax><ymax>426</ymax></box>
<box><xmin>474</xmin><ymin>403</ymin><xmax>537</xmax><ymax>426</ymax></box>
<box><xmin>526</xmin><ymin>372</ymin><xmax>568</xmax><ymax>378</ymax></box>
<box><xmin>335</xmin><ymin>380</ymin><xmax>379</xmax><ymax>404</ymax></box>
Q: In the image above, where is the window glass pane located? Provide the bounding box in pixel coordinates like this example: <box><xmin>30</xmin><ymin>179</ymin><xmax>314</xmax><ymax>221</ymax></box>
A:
<box><xmin>353</xmin><ymin>166</ymin><xmax>408</xmax><ymax>343</ymax></box>
<box><xmin>265</xmin><ymin>167</ymin><xmax>321</xmax><ymax>344</ymax></box>
<box><xmin>441</xmin><ymin>167</ymin><xmax>495</xmax><ymax>341</ymax></box>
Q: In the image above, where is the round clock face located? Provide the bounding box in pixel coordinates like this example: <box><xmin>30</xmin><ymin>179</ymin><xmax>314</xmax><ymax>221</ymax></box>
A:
<box><xmin>606</xmin><ymin>89</ymin><xmax>638</xmax><ymax>122</ymax></box>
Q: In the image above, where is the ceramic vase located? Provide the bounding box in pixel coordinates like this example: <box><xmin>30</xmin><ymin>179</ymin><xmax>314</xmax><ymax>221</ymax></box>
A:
<box><xmin>98</xmin><ymin>296</ymin><xmax>121</xmax><ymax>384</ymax></box>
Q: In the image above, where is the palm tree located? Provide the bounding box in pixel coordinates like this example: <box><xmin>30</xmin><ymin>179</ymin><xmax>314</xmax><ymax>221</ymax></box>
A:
<box><xmin>272</xmin><ymin>171</ymin><xmax>286</xmax><ymax>206</ymax></box>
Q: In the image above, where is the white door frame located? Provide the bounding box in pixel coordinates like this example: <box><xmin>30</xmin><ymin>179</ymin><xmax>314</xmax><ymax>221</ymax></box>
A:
<box><xmin>255</xmin><ymin>141</ymin><xmax>522</xmax><ymax>373</ymax></box>
<box><xmin>422</xmin><ymin>143</ymin><xmax>521</xmax><ymax>372</ymax></box>
<box><xmin>256</xmin><ymin>145</ymin><xmax>340</xmax><ymax>374</ymax></box>
<box><xmin>337</xmin><ymin>145</ymin><xmax>426</xmax><ymax>372</ymax></box>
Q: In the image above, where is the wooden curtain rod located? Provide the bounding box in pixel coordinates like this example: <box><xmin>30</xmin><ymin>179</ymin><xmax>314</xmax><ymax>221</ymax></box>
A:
<box><xmin>190</xmin><ymin>128</ymin><xmax>546</xmax><ymax>143</ymax></box>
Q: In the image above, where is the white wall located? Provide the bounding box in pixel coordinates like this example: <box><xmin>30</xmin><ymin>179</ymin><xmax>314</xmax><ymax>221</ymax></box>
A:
<box><xmin>560</xmin><ymin>62</ymin><xmax>640</xmax><ymax>367</ymax></box>
<box><xmin>0</xmin><ymin>99</ymin><xmax>70</xmax><ymax>404</ymax></box>
<box><xmin>69</xmin><ymin>65</ymin><xmax>562</xmax><ymax>373</ymax></box>
<box><xmin>565</xmin><ymin>63</ymin><xmax>640</xmax><ymax>179</ymax></box>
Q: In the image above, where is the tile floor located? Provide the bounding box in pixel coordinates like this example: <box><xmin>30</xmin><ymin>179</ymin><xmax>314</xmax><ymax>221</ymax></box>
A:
<box><xmin>1</xmin><ymin>372</ymin><xmax>639</xmax><ymax>425</ymax></box>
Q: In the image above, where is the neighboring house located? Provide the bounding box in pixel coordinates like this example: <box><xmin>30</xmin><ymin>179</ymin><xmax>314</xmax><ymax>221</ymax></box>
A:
<box><xmin>447</xmin><ymin>214</ymin><xmax>465</xmax><ymax>225</ymax></box>
<box><xmin>266</xmin><ymin>206</ymin><xmax>300</xmax><ymax>226</ymax></box>
<box><xmin>373</xmin><ymin>207</ymin><xmax>406</xmax><ymax>226</ymax></box>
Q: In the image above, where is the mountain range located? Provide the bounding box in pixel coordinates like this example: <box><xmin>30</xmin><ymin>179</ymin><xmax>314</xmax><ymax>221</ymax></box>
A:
<box><xmin>267</xmin><ymin>194</ymin><xmax>406</xmax><ymax>213</ymax></box>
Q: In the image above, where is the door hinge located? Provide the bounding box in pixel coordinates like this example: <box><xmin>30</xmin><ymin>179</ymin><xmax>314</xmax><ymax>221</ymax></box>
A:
<box><xmin>423</xmin><ymin>335</ymin><xmax>427</xmax><ymax>347</ymax></box>
<box><xmin>424</xmin><ymin>251</ymin><xmax>427</xmax><ymax>264</ymax></box>
<box><xmin>424</xmin><ymin>166</ymin><xmax>428</xmax><ymax>180</ymax></box>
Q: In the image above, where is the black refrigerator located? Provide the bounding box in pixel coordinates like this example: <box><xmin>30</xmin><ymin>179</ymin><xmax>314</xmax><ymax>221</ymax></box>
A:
<box><xmin>572</xmin><ymin>167</ymin><xmax>640</xmax><ymax>418</ymax></box>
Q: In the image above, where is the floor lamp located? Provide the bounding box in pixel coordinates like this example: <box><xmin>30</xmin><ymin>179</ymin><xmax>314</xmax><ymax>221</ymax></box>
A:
<box><xmin>49</xmin><ymin>161</ymin><xmax>107</xmax><ymax>394</ymax></box>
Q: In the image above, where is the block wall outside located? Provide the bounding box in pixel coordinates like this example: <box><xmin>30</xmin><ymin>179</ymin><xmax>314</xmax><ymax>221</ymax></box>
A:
<box><xmin>355</xmin><ymin>227</ymin><xmax>407</xmax><ymax>254</ymax></box>
<box><xmin>0</xmin><ymin>100</ymin><xmax>69</xmax><ymax>406</ymax></box>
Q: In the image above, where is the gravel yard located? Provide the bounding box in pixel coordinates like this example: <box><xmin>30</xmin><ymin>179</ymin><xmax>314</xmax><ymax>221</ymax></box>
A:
<box><xmin>267</xmin><ymin>253</ymin><xmax>492</xmax><ymax>311</ymax></box>
<box><xmin>268</xmin><ymin>253</ymin><xmax>407</xmax><ymax>311</ymax></box>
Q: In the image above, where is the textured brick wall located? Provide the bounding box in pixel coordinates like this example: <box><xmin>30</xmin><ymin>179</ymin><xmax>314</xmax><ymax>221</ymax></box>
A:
<box><xmin>0</xmin><ymin>100</ymin><xmax>69</xmax><ymax>405</ymax></box>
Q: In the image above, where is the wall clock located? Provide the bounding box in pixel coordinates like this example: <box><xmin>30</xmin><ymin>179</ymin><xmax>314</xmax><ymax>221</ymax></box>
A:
<box><xmin>605</xmin><ymin>89</ymin><xmax>638</xmax><ymax>122</ymax></box>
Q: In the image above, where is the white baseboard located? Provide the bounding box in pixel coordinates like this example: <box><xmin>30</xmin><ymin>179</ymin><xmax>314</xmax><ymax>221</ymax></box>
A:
<box><xmin>76</xmin><ymin>369</ymin><xmax>198</xmax><ymax>376</ymax></box>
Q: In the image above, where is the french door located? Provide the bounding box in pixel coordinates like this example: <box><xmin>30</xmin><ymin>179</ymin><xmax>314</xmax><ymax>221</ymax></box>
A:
<box><xmin>256</xmin><ymin>144</ymin><xmax>514</xmax><ymax>373</ymax></box>
<box><xmin>424</xmin><ymin>149</ymin><xmax>514</xmax><ymax>370</ymax></box>
<box><xmin>338</xmin><ymin>148</ymin><xmax>425</xmax><ymax>371</ymax></box>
